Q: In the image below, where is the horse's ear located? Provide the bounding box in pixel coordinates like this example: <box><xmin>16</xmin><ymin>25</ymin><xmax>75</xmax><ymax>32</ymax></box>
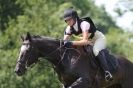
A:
<box><xmin>21</xmin><ymin>35</ymin><xmax>24</xmax><ymax>41</ymax></box>
<box><xmin>26</xmin><ymin>32</ymin><xmax>32</xmax><ymax>42</ymax></box>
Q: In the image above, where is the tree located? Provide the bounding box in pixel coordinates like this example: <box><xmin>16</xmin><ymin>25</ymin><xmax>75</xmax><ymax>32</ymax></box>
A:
<box><xmin>0</xmin><ymin>0</ymin><xmax>23</xmax><ymax>32</ymax></box>
<box><xmin>114</xmin><ymin>0</ymin><xmax>133</xmax><ymax>16</ymax></box>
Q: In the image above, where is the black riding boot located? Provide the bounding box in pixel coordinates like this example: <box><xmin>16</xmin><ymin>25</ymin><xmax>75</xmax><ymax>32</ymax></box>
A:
<box><xmin>96</xmin><ymin>50</ymin><xmax>113</xmax><ymax>81</ymax></box>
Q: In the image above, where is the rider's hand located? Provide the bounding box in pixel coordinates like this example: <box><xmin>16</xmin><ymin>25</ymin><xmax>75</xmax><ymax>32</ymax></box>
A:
<box><xmin>64</xmin><ymin>41</ymin><xmax>73</xmax><ymax>48</ymax></box>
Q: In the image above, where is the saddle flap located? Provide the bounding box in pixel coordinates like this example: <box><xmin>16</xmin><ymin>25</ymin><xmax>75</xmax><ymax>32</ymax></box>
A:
<box><xmin>104</xmin><ymin>49</ymin><xmax>118</xmax><ymax>73</ymax></box>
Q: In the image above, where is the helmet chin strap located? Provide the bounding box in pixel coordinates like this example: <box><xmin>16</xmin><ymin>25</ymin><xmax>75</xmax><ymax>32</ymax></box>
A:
<box><xmin>71</xmin><ymin>18</ymin><xmax>77</xmax><ymax>26</ymax></box>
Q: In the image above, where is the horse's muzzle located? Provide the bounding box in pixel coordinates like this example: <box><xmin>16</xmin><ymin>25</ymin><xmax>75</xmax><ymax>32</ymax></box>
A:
<box><xmin>14</xmin><ymin>63</ymin><xmax>26</xmax><ymax>76</ymax></box>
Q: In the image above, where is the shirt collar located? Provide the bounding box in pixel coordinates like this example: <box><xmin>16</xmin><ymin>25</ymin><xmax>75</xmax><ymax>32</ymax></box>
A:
<box><xmin>73</xmin><ymin>19</ymin><xmax>78</xmax><ymax>31</ymax></box>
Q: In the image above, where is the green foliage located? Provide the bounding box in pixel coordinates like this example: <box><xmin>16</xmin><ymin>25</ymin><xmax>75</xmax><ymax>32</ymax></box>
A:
<box><xmin>106</xmin><ymin>28</ymin><xmax>133</xmax><ymax>61</ymax></box>
<box><xmin>0</xmin><ymin>0</ymin><xmax>23</xmax><ymax>31</ymax></box>
<box><xmin>0</xmin><ymin>0</ymin><xmax>133</xmax><ymax>87</ymax></box>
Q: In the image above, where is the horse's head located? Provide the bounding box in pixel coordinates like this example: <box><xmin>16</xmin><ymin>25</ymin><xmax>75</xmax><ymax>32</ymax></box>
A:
<box><xmin>15</xmin><ymin>33</ymin><xmax>39</xmax><ymax>76</ymax></box>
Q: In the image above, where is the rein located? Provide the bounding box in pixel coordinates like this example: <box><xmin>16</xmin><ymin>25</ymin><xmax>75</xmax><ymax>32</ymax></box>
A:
<box><xmin>42</xmin><ymin>40</ymin><xmax>81</xmax><ymax>67</ymax></box>
<box><xmin>34</xmin><ymin>40</ymin><xmax>81</xmax><ymax>68</ymax></box>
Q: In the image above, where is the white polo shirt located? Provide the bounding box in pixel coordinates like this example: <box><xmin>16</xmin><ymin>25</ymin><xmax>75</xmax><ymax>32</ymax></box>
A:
<box><xmin>65</xmin><ymin>20</ymin><xmax>90</xmax><ymax>35</ymax></box>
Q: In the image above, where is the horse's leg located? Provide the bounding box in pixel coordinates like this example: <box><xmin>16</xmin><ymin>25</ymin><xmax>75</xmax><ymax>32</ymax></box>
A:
<box><xmin>61</xmin><ymin>85</ymin><xmax>68</xmax><ymax>88</ymax></box>
<box><xmin>61</xmin><ymin>83</ymin><xmax>70</xmax><ymax>88</ymax></box>
<box><xmin>61</xmin><ymin>84</ymin><xmax>65</xmax><ymax>88</ymax></box>
<box><xmin>68</xmin><ymin>77</ymin><xmax>97</xmax><ymax>88</ymax></box>
<box><xmin>68</xmin><ymin>77</ymin><xmax>89</xmax><ymax>88</ymax></box>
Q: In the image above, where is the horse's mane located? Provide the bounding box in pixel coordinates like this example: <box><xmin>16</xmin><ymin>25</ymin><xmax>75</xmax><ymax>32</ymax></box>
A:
<box><xmin>31</xmin><ymin>35</ymin><xmax>94</xmax><ymax>54</ymax></box>
<box><xmin>31</xmin><ymin>35</ymin><xmax>94</xmax><ymax>53</ymax></box>
<box><xmin>31</xmin><ymin>35</ymin><xmax>61</xmax><ymax>43</ymax></box>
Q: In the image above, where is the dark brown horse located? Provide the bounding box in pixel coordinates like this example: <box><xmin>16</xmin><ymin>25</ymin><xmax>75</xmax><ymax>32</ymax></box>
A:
<box><xmin>15</xmin><ymin>33</ymin><xmax>133</xmax><ymax>88</ymax></box>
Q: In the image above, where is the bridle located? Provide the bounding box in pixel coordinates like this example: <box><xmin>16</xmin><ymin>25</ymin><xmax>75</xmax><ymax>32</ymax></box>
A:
<box><xmin>17</xmin><ymin>41</ymin><xmax>41</xmax><ymax>67</ymax></box>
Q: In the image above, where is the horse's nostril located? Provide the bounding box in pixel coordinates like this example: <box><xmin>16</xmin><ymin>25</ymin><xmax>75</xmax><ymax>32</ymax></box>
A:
<box><xmin>14</xmin><ymin>67</ymin><xmax>21</xmax><ymax>74</ymax></box>
<box><xmin>15</xmin><ymin>69</ymin><xmax>22</xmax><ymax>76</ymax></box>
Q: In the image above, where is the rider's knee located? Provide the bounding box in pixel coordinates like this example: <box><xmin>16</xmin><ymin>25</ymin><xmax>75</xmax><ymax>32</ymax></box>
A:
<box><xmin>93</xmin><ymin>48</ymin><xmax>99</xmax><ymax>56</ymax></box>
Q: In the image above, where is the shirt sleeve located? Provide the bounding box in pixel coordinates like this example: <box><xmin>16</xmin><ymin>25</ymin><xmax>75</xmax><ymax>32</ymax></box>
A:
<box><xmin>64</xmin><ymin>26</ymin><xmax>72</xmax><ymax>35</ymax></box>
<box><xmin>80</xmin><ymin>21</ymin><xmax>90</xmax><ymax>32</ymax></box>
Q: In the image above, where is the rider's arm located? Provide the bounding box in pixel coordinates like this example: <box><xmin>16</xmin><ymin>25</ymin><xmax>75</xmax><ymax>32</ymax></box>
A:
<box><xmin>72</xmin><ymin>21</ymin><xmax>91</xmax><ymax>45</ymax></box>
<box><xmin>63</xmin><ymin>34</ymin><xmax>71</xmax><ymax>41</ymax></box>
<box><xmin>72</xmin><ymin>31</ymin><xmax>91</xmax><ymax>45</ymax></box>
<box><xmin>72</xmin><ymin>35</ymin><xmax>83</xmax><ymax>40</ymax></box>
<box><xmin>63</xmin><ymin>26</ymin><xmax>71</xmax><ymax>41</ymax></box>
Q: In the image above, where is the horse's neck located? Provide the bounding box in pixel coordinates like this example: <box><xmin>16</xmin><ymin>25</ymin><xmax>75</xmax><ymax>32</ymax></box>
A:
<box><xmin>35</xmin><ymin>38</ymin><xmax>62</xmax><ymax>66</ymax></box>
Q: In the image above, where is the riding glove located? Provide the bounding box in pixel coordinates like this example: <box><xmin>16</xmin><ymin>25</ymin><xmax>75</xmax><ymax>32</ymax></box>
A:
<box><xmin>64</xmin><ymin>41</ymin><xmax>73</xmax><ymax>48</ymax></box>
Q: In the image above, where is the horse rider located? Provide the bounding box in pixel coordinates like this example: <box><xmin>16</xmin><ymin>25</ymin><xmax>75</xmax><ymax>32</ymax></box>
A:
<box><xmin>63</xmin><ymin>7</ymin><xmax>113</xmax><ymax>81</ymax></box>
